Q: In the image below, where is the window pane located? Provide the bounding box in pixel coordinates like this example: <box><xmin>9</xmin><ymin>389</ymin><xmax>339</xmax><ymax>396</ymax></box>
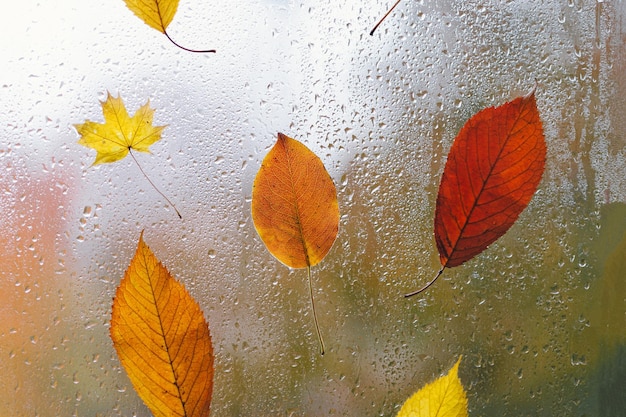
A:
<box><xmin>1</xmin><ymin>1</ymin><xmax>624</xmax><ymax>415</ymax></box>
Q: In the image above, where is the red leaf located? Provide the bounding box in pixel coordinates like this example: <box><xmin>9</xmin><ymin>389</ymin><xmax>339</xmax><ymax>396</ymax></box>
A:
<box><xmin>407</xmin><ymin>88</ymin><xmax>546</xmax><ymax>296</ymax></box>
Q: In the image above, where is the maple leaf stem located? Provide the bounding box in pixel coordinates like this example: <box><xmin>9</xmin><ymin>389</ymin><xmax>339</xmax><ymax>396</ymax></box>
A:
<box><xmin>129</xmin><ymin>149</ymin><xmax>182</xmax><ymax>219</ymax></box>
<box><xmin>163</xmin><ymin>30</ymin><xmax>216</xmax><ymax>53</ymax></box>
<box><xmin>370</xmin><ymin>0</ymin><xmax>402</xmax><ymax>36</ymax></box>
<box><xmin>404</xmin><ymin>267</ymin><xmax>445</xmax><ymax>298</ymax></box>
<box><xmin>307</xmin><ymin>266</ymin><xmax>326</xmax><ymax>355</ymax></box>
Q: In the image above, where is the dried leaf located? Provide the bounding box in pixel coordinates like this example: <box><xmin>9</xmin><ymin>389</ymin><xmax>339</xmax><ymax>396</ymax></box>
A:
<box><xmin>396</xmin><ymin>356</ymin><xmax>468</xmax><ymax>417</ymax></box>
<box><xmin>124</xmin><ymin>0</ymin><xmax>179</xmax><ymax>33</ymax></box>
<box><xmin>75</xmin><ymin>93</ymin><xmax>181</xmax><ymax>218</ymax></box>
<box><xmin>598</xmin><ymin>211</ymin><xmax>626</xmax><ymax>349</ymax></box>
<box><xmin>370</xmin><ymin>0</ymin><xmax>402</xmax><ymax>35</ymax></box>
<box><xmin>251</xmin><ymin>132</ymin><xmax>339</xmax><ymax>354</ymax></box>
<box><xmin>252</xmin><ymin>132</ymin><xmax>339</xmax><ymax>269</ymax></box>
<box><xmin>123</xmin><ymin>0</ymin><xmax>216</xmax><ymax>53</ymax></box>
<box><xmin>407</xmin><ymin>88</ymin><xmax>546</xmax><ymax>296</ymax></box>
<box><xmin>75</xmin><ymin>93</ymin><xmax>165</xmax><ymax>166</ymax></box>
<box><xmin>110</xmin><ymin>232</ymin><xmax>213</xmax><ymax>417</ymax></box>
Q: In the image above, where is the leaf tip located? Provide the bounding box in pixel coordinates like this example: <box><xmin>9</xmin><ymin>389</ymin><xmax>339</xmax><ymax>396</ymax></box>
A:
<box><xmin>452</xmin><ymin>354</ymin><xmax>463</xmax><ymax>373</ymax></box>
<box><xmin>73</xmin><ymin>123</ymin><xmax>84</xmax><ymax>137</ymax></box>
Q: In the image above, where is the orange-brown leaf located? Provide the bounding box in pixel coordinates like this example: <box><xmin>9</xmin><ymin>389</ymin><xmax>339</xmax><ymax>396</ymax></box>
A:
<box><xmin>435</xmin><ymin>89</ymin><xmax>546</xmax><ymax>268</ymax></box>
<box><xmin>110</xmin><ymin>232</ymin><xmax>213</xmax><ymax>417</ymax></box>
<box><xmin>251</xmin><ymin>132</ymin><xmax>339</xmax><ymax>269</ymax></box>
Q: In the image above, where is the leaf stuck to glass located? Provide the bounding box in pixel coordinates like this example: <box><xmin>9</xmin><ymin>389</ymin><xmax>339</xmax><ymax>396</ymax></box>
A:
<box><xmin>251</xmin><ymin>133</ymin><xmax>340</xmax><ymax>355</ymax></box>
<box><xmin>406</xmin><ymin>86</ymin><xmax>546</xmax><ymax>297</ymax></box>
<box><xmin>75</xmin><ymin>92</ymin><xmax>182</xmax><ymax>219</ymax></box>
<box><xmin>124</xmin><ymin>0</ymin><xmax>216</xmax><ymax>53</ymax></box>
<box><xmin>370</xmin><ymin>0</ymin><xmax>402</xmax><ymax>35</ymax></box>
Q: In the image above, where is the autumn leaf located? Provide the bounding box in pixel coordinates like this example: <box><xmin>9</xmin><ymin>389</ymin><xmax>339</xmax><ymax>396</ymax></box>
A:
<box><xmin>436</xmin><ymin>88</ymin><xmax>546</xmax><ymax>267</ymax></box>
<box><xmin>597</xmin><ymin>205</ymin><xmax>626</xmax><ymax>349</ymax></box>
<box><xmin>75</xmin><ymin>92</ymin><xmax>181</xmax><ymax>218</ymax></box>
<box><xmin>252</xmin><ymin>133</ymin><xmax>339</xmax><ymax>269</ymax></box>
<box><xmin>251</xmin><ymin>132</ymin><xmax>340</xmax><ymax>354</ymax></box>
<box><xmin>110</xmin><ymin>232</ymin><xmax>214</xmax><ymax>417</ymax></box>
<box><xmin>75</xmin><ymin>93</ymin><xmax>164</xmax><ymax>165</ymax></box>
<box><xmin>396</xmin><ymin>356</ymin><xmax>468</xmax><ymax>417</ymax></box>
<box><xmin>123</xmin><ymin>0</ymin><xmax>216</xmax><ymax>53</ymax></box>
<box><xmin>406</xmin><ymin>87</ymin><xmax>546</xmax><ymax>296</ymax></box>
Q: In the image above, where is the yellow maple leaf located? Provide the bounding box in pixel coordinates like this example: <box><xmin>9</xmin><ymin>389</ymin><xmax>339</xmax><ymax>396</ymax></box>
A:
<box><xmin>75</xmin><ymin>92</ymin><xmax>166</xmax><ymax>166</ymax></box>
<box><xmin>396</xmin><ymin>356</ymin><xmax>468</xmax><ymax>417</ymax></box>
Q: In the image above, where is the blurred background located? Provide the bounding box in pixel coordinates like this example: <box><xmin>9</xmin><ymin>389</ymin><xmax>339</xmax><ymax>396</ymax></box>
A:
<box><xmin>1</xmin><ymin>0</ymin><xmax>624</xmax><ymax>415</ymax></box>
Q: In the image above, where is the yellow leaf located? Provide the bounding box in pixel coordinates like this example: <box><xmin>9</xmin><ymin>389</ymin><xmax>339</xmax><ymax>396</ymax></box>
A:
<box><xmin>75</xmin><ymin>93</ymin><xmax>166</xmax><ymax>166</ymax></box>
<box><xmin>396</xmin><ymin>356</ymin><xmax>468</xmax><ymax>417</ymax></box>
<box><xmin>122</xmin><ymin>0</ymin><xmax>215</xmax><ymax>53</ymax></box>
<box><xmin>251</xmin><ymin>132</ymin><xmax>339</xmax><ymax>269</ymax></box>
<box><xmin>110</xmin><ymin>232</ymin><xmax>213</xmax><ymax>417</ymax></box>
<box><xmin>124</xmin><ymin>0</ymin><xmax>179</xmax><ymax>33</ymax></box>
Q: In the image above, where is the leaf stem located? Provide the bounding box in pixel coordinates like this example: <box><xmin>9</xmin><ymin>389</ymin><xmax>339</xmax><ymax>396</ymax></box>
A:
<box><xmin>370</xmin><ymin>0</ymin><xmax>402</xmax><ymax>36</ymax></box>
<box><xmin>163</xmin><ymin>30</ymin><xmax>216</xmax><ymax>53</ymax></box>
<box><xmin>404</xmin><ymin>267</ymin><xmax>445</xmax><ymax>297</ymax></box>
<box><xmin>307</xmin><ymin>266</ymin><xmax>326</xmax><ymax>355</ymax></box>
<box><xmin>129</xmin><ymin>149</ymin><xmax>182</xmax><ymax>219</ymax></box>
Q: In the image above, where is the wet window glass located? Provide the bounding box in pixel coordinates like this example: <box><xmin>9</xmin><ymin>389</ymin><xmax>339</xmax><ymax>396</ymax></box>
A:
<box><xmin>1</xmin><ymin>1</ymin><xmax>625</xmax><ymax>415</ymax></box>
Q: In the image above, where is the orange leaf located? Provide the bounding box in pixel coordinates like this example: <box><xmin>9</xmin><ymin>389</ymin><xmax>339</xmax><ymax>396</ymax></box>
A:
<box><xmin>251</xmin><ymin>132</ymin><xmax>339</xmax><ymax>354</ymax></box>
<box><xmin>123</xmin><ymin>0</ymin><xmax>179</xmax><ymax>34</ymax></box>
<box><xmin>407</xmin><ymin>88</ymin><xmax>546</xmax><ymax>296</ymax></box>
<box><xmin>110</xmin><ymin>232</ymin><xmax>213</xmax><ymax>417</ymax></box>
<box><xmin>75</xmin><ymin>93</ymin><xmax>181</xmax><ymax>218</ymax></box>
<box><xmin>251</xmin><ymin>133</ymin><xmax>339</xmax><ymax>269</ymax></box>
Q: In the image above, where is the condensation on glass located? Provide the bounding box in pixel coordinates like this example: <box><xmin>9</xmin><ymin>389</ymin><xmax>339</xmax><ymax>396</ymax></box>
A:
<box><xmin>1</xmin><ymin>0</ymin><xmax>624</xmax><ymax>416</ymax></box>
